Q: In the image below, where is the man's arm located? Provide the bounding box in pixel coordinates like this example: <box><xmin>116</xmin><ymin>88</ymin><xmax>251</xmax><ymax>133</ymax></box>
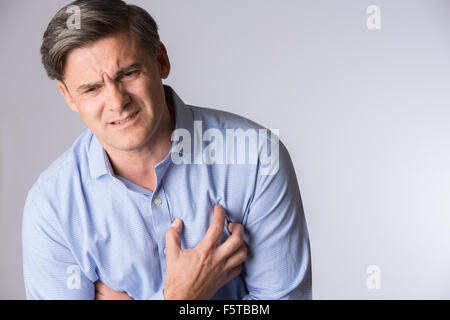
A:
<box><xmin>22</xmin><ymin>193</ymin><xmax>95</xmax><ymax>299</ymax></box>
<box><xmin>241</xmin><ymin>139</ymin><xmax>312</xmax><ymax>300</ymax></box>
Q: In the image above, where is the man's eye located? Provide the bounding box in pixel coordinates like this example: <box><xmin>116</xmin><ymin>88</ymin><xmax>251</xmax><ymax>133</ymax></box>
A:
<box><xmin>123</xmin><ymin>70</ymin><xmax>139</xmax><ymax>78</ymax></box>
<box><xmin>84</xmin><ymin>87</ymin><xmax>98</xmax><ymax>94</ymax></box>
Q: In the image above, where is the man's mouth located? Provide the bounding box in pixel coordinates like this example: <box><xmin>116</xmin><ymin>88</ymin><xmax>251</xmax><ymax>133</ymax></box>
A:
<box><xmin>110</xmin><ymin>110</ymin><xmax>140</xmax><ymax>125</ymax></box>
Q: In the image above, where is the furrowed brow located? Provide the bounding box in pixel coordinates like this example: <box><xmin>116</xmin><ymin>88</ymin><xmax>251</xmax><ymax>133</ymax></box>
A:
<box><xmin>76</xmin><ymin>63</ymin><xmax>143</xmax><ymax>93</ymax></box>
<box><xmin>76</xmin><ymin>81</ymin><xmax>103</xmax><ymax>93</ymax></box>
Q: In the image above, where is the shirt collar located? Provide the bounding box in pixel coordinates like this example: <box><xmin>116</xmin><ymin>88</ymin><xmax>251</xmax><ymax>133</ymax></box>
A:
<box><xmin>88</xmin><ymin>84</ymin><xmax>194</xmax><ymax>180</ymax></box>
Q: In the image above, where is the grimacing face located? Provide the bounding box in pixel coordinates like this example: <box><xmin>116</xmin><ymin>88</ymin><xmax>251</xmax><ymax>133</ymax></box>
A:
<box><xmin>57</xmin><ymin>31</ymin><xmax>171</xmax><ymax>152</ymax></box>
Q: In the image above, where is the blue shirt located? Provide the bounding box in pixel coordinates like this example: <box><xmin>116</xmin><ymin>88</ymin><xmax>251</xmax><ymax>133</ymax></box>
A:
<box><xmin>22</xmin><ymin>85</ymin><xmax>312</xmax><ymax>300</ymax></box>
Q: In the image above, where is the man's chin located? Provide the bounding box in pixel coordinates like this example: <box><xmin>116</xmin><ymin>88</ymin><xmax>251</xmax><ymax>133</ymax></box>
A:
<box><xmin>111</xmin><ymin>140</ymin><xmax>148</xmax><ymax>152</ymax></box>
<box><xmin>97</xmin><ymin>126</ymin><xmax>153</xmax><ymax>152</ymax></box>
<box><xmin>100</xmin><ymin>134</ymin><xmax>150</xmax><ymax>153</ymax></box>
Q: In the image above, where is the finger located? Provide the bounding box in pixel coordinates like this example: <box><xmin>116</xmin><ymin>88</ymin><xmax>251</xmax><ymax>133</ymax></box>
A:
<box><xmin>223</xmin><ymin>243</ymin><xmax>248</xmax><ymax>271</ymax></box>
<box><xmin>94</xmin><ymin>281</ymin><xmax>133</xmax><ymax>300</ymax></box>
<box><xmin>165</xmin><ymin>218</ymin><xmax>183</xmax><ymax>259</ymax></box>
<box><xmin>217</xmin><ymin>222</ymin><xmax>244</xmax><ymax>258</ymax></box>
<box><xmin>95</xmin><ymin>281</ymin><xmax>119</xmax><ymax>295</ymax></box>
<box><xmin>113</xmin><ymin>291</ymin><xmax>133</xmax><ymax>300</ymax></box>
<box><xmin>226</xmin><ymin>264</ymin><xmax>244</xmax><ymax>282</ymax></box>
<box><xmin>95</xmin><ymin>292</ymin><xmax>105</xmax><ymax>300</ymax></box>
<box><xmin>227</xmin><ymin>221</ymin><xmax>233</xmax><ymax>233</ymax></box>
<box><xmin>228</xmin><ymin>222</ymin><xmax>244</xmax><ymax>239</ymax></box>
<box><xmin>198</xmin><ymin>205</ymin><xmax>226</xmax><ymax>251</ymax></box>
<box><xmin>95</xmin><ymin>281</ymin><xmax>109</xmax><ymax>293</ymax></box>
<box><xmin>96</xmin><ymin>290</ymin><xmax>132</xmax><ymax>300</ymax></box>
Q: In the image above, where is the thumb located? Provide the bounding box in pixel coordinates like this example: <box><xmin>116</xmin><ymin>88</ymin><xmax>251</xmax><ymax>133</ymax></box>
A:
<box><xmin>165</xmin><ymin>218</ymin><xmax>183</xmax><ymax>258</ymax></box>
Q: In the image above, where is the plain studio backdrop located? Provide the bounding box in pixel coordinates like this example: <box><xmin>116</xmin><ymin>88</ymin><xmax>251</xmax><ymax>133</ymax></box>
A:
<box><xmin>1</xmin><ymin>0</ymin><xmax>450</xmax><ymax>299</ymax></box>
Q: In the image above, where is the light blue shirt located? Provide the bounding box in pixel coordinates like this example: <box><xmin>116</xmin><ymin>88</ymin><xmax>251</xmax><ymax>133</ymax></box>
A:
<box><xmin>22</xmin><ymin>85</ymin><xmax>312</xmax><ymax>300</ymax></box>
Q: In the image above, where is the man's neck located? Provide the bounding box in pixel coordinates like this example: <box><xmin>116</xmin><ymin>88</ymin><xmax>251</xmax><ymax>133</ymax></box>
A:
<box><xmin>102</xmin><ymin>100</ymin><xmax>175</xmax><ymax>192</ymax></box>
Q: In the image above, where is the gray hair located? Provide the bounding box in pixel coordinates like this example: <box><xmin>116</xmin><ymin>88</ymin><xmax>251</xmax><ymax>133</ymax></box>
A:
<box><xmin>40</xmin><ymin>0</ymin><xmax>160</xmax><ymax>81</ymax></box>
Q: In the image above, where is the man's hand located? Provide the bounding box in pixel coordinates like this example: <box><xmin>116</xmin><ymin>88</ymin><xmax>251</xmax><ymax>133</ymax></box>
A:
<box><xmin>163</xmin><ymin>205</ymin><xmax>248</xmax><ymax>300</ymax></box>
<box><xmin>95</xmin><ymin>281</ymin><xmax>133</xmax><ymax>300</ymax></box>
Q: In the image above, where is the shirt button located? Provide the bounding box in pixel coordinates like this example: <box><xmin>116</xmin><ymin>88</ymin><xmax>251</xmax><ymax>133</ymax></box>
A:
<box><xmin>164</xmin><ymin>247</ymin><xmax>167</xmax><ymax>255</ymax></box>
<box><xmin>153</xmin><ymin>197</ymin><xmax>162</xmax><ymax>206</ymax></box>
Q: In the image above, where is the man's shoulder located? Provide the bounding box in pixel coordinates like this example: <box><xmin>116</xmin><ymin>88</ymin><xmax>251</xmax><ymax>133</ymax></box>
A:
<box><xmin>187</xmin><ymin>104</ymin><xmax>282</xmax><ymax>157</ymax></box>
<box><xmin>188</xmin><ymin>104</ymin><xmax>268</xmax><ymax>132</ymax></box>
<box><xmin>27</xmin><ymin>129</ymin><xmax>93</xmax><ymax>201</ymax></box>
<box><xmin>186</xmin><ymin>103</ymin><xmax>286</xmax><ymax>176</ymax></box>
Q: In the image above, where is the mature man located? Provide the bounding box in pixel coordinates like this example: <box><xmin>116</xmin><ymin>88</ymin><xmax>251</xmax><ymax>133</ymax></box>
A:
<box><xmin>22</xmin><ymin>0</ymin><xmax>312</xmax><ymax>300</ymax></box>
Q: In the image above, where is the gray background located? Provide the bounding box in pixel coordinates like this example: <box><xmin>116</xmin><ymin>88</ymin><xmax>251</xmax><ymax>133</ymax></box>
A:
<box><xmin>1</xmin><ymin>0</ymin><xmax>450</xmax><ymax>299</ymax></box>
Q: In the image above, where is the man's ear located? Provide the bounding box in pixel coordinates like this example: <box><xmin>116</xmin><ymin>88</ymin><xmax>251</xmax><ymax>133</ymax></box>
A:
<box><xmin>57</xmin><ymin>80</ymin><xmax>79</xmax><ymax>113</ymax></box>
<box><xmin>156</xmin><ymin>42</ymin><xmax>171</xmax><ymax>80</ymax></box>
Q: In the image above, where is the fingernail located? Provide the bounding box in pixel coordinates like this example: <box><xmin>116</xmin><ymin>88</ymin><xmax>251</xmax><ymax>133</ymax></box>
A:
<box><xmin>171</xmin><ymin>218</ymin><xmax>180</xmax><ymax>228</ymax></box>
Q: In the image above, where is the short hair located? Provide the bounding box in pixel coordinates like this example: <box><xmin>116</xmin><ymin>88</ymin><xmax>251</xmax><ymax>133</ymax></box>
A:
<box><xmin>40</xmin><ymin>0</ymin><xmax>160</xmax><ymax>81</ymax></box>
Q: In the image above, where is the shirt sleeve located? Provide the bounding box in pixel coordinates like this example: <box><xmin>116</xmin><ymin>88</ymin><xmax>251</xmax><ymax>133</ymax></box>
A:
<box><xmin>241</xmin><ymin>138</ymin><xmax>312</xmax><ymax>300</ymax></box>
<box><xmin>22</xmin><ymin>192</ymin><xmax>95</xmax><ymax>300</ymax></box>
<box><xmin>148</xmin><ymin>288</ymin><xmax>165</xmax><ymax>300</ymax></box>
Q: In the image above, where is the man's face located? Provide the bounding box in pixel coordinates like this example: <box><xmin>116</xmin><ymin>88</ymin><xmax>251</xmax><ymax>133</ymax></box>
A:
<box><xmin>58</xmin><ymin>31</ymin><xmax>170</xmax><ymax>152</ymax></box>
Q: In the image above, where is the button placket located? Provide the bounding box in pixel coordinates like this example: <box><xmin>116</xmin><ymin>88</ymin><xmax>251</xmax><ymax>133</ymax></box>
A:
<box><xmin>153</xmin><ymin>197</ymin><xmax>162</xmax><ymax>206</ymax></box>
<box><xmin>150</xmin><ymin>189</ymin><xmax>172</xmax><ymax>278</ymax></box>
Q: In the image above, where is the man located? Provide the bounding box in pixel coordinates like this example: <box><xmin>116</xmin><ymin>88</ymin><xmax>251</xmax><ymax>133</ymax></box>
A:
<box><xmin>22</xmin><ymin>0</ymin><xmax>312</xmax><ymax>300</ymax></box>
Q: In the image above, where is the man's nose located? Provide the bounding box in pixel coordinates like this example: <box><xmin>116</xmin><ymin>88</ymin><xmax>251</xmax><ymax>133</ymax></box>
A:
<box><xmin>105</xmin><ymin>80</ymin><xmax>131</xmax><ymax>111</ymax></box>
